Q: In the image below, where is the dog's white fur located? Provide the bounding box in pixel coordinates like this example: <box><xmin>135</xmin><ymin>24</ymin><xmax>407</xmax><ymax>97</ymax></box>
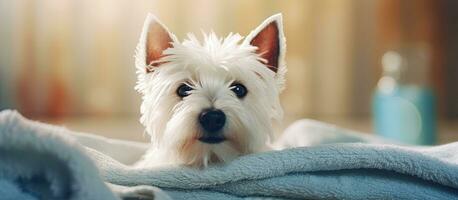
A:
<box><xmin>135</xmin><ymin>13</ymin><xmax>286</xmax><ymax>168</ymax></box>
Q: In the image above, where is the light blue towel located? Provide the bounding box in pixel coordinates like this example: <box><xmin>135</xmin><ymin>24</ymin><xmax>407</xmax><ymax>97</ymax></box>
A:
<box><xmin>0</xmin><ymin>110</ymin><xmax>119</xmax><ymax>200</ymax></box>
<box><xmin>99</xmin><ymin>143</ymin><xmax>458</xmax><ymax>199</ymax></box>
<box><xmin>1</xmin><ymin>109</ymin><xmax>458</xmax><ymax>199</ymax></box>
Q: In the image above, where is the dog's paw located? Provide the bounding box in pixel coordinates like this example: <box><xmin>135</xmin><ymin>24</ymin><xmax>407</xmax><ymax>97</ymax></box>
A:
<box><xmin>108</xmin><ymin>183</ymin><xmax>171</xmax><ymax>200</ymax></box>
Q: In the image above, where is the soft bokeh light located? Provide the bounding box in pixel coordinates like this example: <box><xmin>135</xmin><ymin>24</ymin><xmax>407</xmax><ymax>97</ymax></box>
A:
<box><xmin>0</xmin><ymin>0</ymin><xmax>457</xmax><ymax>142</ymax></box>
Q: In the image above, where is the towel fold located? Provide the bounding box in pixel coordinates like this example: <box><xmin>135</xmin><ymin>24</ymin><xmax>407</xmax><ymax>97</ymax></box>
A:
<box><xmin>1</xmin><ymin>109</ymin><xmax>458</xmax><ymax>200</ymax></box>
<box><xmin>0</xmin><ymin>110</ymin><xmax>118</xmax><ymax>200</ymax></box>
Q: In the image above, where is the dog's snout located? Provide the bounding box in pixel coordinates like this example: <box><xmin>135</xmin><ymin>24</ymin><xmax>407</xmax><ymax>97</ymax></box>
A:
<box><xmin>199</xmin><ymin>109</ymin><xmax>226</xmax><ymax>133</ymax></box>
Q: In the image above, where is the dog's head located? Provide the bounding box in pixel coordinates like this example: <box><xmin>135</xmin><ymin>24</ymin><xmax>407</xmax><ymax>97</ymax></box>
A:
<box><xmin>135</xmin><ymin>14</ymin><xmax>286</xmax><ymax>167</ymax></box>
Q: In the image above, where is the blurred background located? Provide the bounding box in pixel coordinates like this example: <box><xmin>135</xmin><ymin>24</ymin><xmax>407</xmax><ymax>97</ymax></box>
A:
<box><xmin>0</xmin><ymin>0</ymin><xmax>457</xmax><ymax>144</ymax></box>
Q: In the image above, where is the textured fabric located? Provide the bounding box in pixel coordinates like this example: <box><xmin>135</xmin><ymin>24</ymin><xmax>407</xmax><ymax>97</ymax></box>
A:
<box><xmin>0</xmin><ymin>110</ymin><xmax>119</xmax><ymax>200</ymax></box>
<box><xmin>1</xmin><ymin>110</ymin><xmax>458</xmax><ymax>200</ymax></box>
<box><xmin>98</xmin><ymin>143</ymin><xmax>458</xmax><ymax>199</ymax></box>
<box><xmin>81</xmin><ymin>119</ymin><xmax>458</xmax><ymax>200</ymax></box>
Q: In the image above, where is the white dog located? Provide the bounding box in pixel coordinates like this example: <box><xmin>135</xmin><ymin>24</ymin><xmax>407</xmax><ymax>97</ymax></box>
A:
<box><xmin>135</xmin><ymin>13</ymin><xmax>286</xmax><ymax>168</ymax></box>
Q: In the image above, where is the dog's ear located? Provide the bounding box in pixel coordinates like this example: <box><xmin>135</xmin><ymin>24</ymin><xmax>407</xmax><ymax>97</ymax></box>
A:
<box><xmin>136</xmin><ymin>14</ymin><xmax>177</xmax><ymax>73</ymax></box>
<box><xmin>244</xmin><ymin>14</ymin><xmax>286</xmax><ymax>74</ymax></box>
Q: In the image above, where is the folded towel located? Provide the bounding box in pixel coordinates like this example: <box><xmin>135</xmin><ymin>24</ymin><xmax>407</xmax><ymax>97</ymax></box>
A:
<box><xmin>0</xmin><ymin>110</ymin><xmax>118</xmax><ymax>200</ymax></box>
<box><xmin>1</xmin><ymin>110</ymin><xmax>458</xmax><ymax>200</ymax></box>
<box><xmin>99</xmin><ymin>143</ymin><xmax>458</xmax><ymax>200</ymax></box>
<box><xmin>78</xmin><ymin>121</ymin><xmax>458</xmax><ymax>200</ymax></box>
<box><xmin>0</xmin><ymin>110</ymin><xmax>172</xmax><ymax>200</ymax></box>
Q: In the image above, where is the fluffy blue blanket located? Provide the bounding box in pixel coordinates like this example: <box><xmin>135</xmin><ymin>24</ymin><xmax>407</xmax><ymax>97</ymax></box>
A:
<box><xmin>1</xmin><ymin>110</ymin><xmax>457</xmax><ymax>200</ymax></box>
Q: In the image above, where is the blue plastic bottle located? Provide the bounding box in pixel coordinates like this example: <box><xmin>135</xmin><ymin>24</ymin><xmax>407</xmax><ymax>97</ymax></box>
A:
<box><xmin>373</xmin><ymin>51</ymin><xmax>437</xmax><ymax>145</ymax></box>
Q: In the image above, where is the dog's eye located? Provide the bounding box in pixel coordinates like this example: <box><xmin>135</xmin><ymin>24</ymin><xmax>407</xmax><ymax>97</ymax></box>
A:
<box><xmin>230</xmin><ymin>83</ymin><xmax>247</xmax><ymax>98</ymax></box>
<box><xmin>177</xmin><ymin>84</ymin><xmax>193</xmax><ymax>97</ymax></box>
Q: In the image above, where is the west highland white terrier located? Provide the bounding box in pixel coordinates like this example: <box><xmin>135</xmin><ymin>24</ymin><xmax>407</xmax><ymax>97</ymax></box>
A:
<box><xmin>134</xmin><ymin>13</ymin><xmax>286</xmax><ymax>168</ymax></box>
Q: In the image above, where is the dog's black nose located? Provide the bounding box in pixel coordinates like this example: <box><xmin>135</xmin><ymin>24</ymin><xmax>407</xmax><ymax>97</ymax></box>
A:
<box><xmin>199</xmin><ymin>109</ymin><xmax>226</xmax><ymax>133</ymax></box>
